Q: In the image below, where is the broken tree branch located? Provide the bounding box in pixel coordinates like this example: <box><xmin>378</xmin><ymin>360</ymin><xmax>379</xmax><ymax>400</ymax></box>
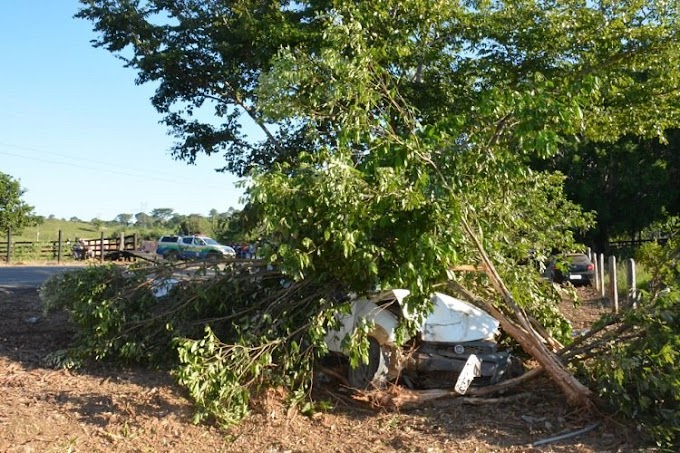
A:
<box><xmin>465</xmin><ymin>367</ymin><xmax>543</xmax><ymax>397</ymax></box>
<box><xmin>458</xmin><ymin>217</ymin><xmax>594</xmax><ymax>408</ymax></box>
<box><xmin>354</xmin><ymin>386</ymin><xmax>533</xmax><ymax>410</ymax></box>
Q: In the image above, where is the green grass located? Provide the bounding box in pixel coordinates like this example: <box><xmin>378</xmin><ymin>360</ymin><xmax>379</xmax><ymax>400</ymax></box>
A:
<box><xmin>4</xmin><ymin>219</ymin><xmax>103</xmax><ymax>243</ymax></box>
<box><xmin>2</xmin><ymin>219</ymin><xmax>174</xmax><ymax>247</ymax></box>
<box><xmin>602</xmin><ymin>258</ymin><xmax>652</xmax><ymax>301</ymax></box>
<box><xmin>0</xmin><ymin>219</ymin><xmax>159</xmax><ymax>244</ymax></box>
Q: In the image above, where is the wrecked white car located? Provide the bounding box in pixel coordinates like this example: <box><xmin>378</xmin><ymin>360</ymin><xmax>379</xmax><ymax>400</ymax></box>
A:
<box><xmin>325</xmin><ymin>290</ymin><xmax>521</xmax><ymax>393</ymax></box>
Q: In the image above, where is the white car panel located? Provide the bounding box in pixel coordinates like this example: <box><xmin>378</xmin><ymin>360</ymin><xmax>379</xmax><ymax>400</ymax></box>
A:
<box><xmin>325</xmin><ymin>290</ymin><xmax>500</xmax><ymax>352</ymax></box>
<box><xmin>421</xmin><ymin>293</ymin><xmax>499</xmax><ymax>343</ymax></box>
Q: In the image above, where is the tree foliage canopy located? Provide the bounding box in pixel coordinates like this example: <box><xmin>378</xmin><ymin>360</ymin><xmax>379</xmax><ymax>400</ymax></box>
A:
<box><xmin>0</xmin><ymin>172</ymin><xmax>38</xmax><ymax>233</ymax></box>
<box><xmin>537</xmin><ymin>130</ymin><xmax>680</xmax><ymax>251</ymax></box>
<box><xmin>76</xmin><ymin>0</ymin><xmax>680</xmax><ymax>444</ymax></box>
<box><xmin>78</xmin><ymin>0</ymin><xmax>680</xmax><ymax>365</ymax></box>
<box><xmin>247</xmin><ymin>0</ymin><xmax>677</xmax><ymax>303</ymax></box>
<box><xmin>77</xmin><ymin>0</ymin><xmax>679</xmax><ymax>172</ymax></box>
<box><xmin>76</xmin><ymin>1</ymin><xmax>680</xmax><ymax>279</ymax></box>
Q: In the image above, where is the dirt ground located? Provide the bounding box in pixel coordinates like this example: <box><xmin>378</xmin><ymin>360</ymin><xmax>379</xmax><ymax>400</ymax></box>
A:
<box><xmin>0</xmin><ymin>284</ymin><xmax>644</xmax><ymax>452</ymax></box>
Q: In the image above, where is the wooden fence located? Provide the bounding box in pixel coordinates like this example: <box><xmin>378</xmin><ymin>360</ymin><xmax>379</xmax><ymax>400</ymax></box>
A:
<box><xmin>1</xmin><ymin>229</ymin><xmax>138</xmax><ymax>264</ymax></box>
<box><xmin>608</xmin><ymin>234</ymin><xmax>674</xmax><ymax>254</ymax></box>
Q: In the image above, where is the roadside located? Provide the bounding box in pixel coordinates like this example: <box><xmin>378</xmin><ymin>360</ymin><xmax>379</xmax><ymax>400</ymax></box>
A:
<box><xmin>0</xmin><ymin>286</ymin><xmax>639</xmax><ymax>452</ymax></box>
<box><xmin>0</xmin><ymin>260</ymin><xmax>91</xmax><ymax>267</ymax></box>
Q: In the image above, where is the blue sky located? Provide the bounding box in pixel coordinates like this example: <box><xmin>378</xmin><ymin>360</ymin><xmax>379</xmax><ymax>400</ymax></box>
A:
<box><xmin>0</xmin><ymin>1</ymin><xmax>246</xmax><ymax>222</ymax></box>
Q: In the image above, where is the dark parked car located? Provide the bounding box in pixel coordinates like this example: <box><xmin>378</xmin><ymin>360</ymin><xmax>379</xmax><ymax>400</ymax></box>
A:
<box><xmin>551</xmin><ymin>253</ymin><xmax>595</xmax><ymax>286</ymax></box>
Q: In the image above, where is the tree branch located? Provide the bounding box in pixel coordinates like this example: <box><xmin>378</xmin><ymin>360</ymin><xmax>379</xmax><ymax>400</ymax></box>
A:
<box><xmin>448</xmin><ymin>226</ymin><xmax>594</xmax><ymax>408</ymax></box>
<box><xmin>215</xmin><ymin>84</ymin><xmax>284</xmax><ymax>154</ymax></box>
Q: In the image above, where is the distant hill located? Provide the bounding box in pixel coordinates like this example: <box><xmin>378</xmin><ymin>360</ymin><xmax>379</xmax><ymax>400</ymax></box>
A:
<box><xmin>7</xmin><ymin>219</ymin><xmax>131</xmax><ymax>243</ymax></box>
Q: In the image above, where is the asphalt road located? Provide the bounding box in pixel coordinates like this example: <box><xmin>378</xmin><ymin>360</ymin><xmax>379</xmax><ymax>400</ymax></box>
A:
<box><xmin>0</xmin><ymin>266</ymin><xmax>83</xmax><ymax>288</ymax></box>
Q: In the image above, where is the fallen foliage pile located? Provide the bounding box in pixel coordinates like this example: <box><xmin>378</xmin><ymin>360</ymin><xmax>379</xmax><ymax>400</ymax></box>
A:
<box><xmin>1</xmin><ymin>286</ymin><xmax>640</xmax><ymax>452</ymax></box>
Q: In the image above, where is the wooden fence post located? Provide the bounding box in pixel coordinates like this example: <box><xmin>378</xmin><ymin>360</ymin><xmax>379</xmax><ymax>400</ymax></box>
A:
<box><xmin>100</xmin><ymin>231</ymin><xmax>105</xmax><ymax>263</ymax></box>
<box><xmin>119</xmin><ymin>232</ymin><xmax>124</xmax><ymax>251</ymax></box>
<box><xmin>593</xmin><ymin>252</ymin><xmax>600</xmax><ymax>291</ymax></box>
<box><xmin>608</xmin><ymin>256</ymin><xmax>618</xmax><ymax>314</ymax></box>
<box><xmin>627</xmin><ymin>258</ymin><xmax>637</xmax><ymax>309</ymax></box>
<box><xmin>5</xmin><ymin>228</ymin><xmax>11</xmax><ymax>264</ymax></box>
<box><xmin>598</xmin><ymin>254</ymin><xmax>605</xmax><ymax>298</ymax></box>
<box><xmin>57</xmin><ymin>229</ymin><xmax>62</xmax><ymax>264</ymax></box>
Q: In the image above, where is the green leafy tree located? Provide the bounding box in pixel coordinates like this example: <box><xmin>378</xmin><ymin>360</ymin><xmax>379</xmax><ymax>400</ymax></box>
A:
<box><xmin>134</xmin><ymin>212</ymin><xmax>152</xmax><ymax>228</ymax></box>
<box><xmin>212</xmin><ymin>207</ymin><xmax>263</xmax><ymax>245</ymax></box>
<box><xmin>77</xmin><ymin>0</ymin><xmax>679</xmax><ymax>176</ymax></box>
<box><xmin>115</xmin><ymin>213</ymin><xmax>133</xmax><ymax>226</ymax></box>
<box><xmin>208</xmin><ymin>208</ymin><xmax>220</xmax><ymax>233</ymax></box>
<box><xmin>536</xmin><ymin>130</ymin><xmax>680</xmax><ymax>252</ymax></box>
<box><xmin>179</xmin><ymin>214</ymin><xmax>211</xmax><ymax>236</ymax></box>
<box><xmin>212</xmin><ymin>209</ymin><xmax>240</xmax><ymax>244</ymax></box>
<box><xmin>167</xmin><ymin>213</ymin><xmax>185</xmax><ymax>229</ymax></box>
<box><xmin>248</xmin><ymin>0</ymin><xmax>677</xmax><ymax>309</ymax></box>
<box><xmin>77</xmin><ymin>0</ymin><xmax>327</xmax><ymax>176</ymax></box>
<box><xmin>0</xmin><ymin>172</ymin><xmax>39</xmax><ymax>233</ymax></box>
<box><xmin>150</xmin><ymin>208</ymin><xmax>174</xmax><ymax>225</ymax></box>
<box><xmin>77</xmin><ymin>0</ymin><xmax>680</xmax><ymax>437</ymax></box>
<box><xmin>90</xmin><ymin>218</ymin><xmax>104</xmax><ymax>232</ymax></box>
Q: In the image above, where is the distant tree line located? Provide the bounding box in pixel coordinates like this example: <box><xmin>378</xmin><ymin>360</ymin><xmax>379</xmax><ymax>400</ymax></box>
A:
<box><xmin>532</xmin><ymin>129</ymin><xmax>680</xmax><ymax>253</ymax></box>
<box><xmin>63</xmin><ymin>207</ymin><xmax>253</xmax><ymax>245</ymax></box>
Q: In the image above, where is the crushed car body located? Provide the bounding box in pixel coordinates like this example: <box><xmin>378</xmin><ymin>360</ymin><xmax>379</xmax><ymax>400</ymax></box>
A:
<box><xmin>325</xmin><ymin>290</ymin><xmax>520</xmax><ymax>393</ymax></box>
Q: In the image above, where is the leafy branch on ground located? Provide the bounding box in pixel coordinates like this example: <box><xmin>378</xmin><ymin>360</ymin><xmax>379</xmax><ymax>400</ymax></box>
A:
<box><xmin>40</xmin><ymin>261</ymin><xmax>348</xmax><ymax>426</ymax></box>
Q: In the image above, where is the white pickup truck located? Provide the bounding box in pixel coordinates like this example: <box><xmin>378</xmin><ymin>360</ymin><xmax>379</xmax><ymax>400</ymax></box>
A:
<box><xmin>155</xmin><ymin>235</ymin><xmax>236</xmax><ymax>261</ymax></box>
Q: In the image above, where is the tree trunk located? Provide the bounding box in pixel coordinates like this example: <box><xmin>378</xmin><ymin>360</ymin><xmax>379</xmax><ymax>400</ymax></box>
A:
<box><xmin>460</xmin><ymin>218</ymin><xmax>594</xmax><ymax>408</ymax></box>
<box><xmin>591</xmin><ymin>224</ymin><xmax>610</xmax><ymax>255</ymax></box>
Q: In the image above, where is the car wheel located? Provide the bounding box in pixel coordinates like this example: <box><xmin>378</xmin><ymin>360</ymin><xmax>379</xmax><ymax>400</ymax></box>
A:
<box><xmin>506</xmin><ymin>356</ymin><xmax>525</xmax><ymax>379</ymax></box>
<box><xmin>165</xmin><ymin>250</ymin><xmax>179</xmax><ymax>261</ymax></box>
<box><xmin>348</xmin><ymin>336</ymin><xmax>389</xmax><ymax>390</ymax></box>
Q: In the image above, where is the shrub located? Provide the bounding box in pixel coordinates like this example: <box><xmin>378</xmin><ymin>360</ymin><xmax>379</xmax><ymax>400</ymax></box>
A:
<box><xmin>575</xmin><ymin>240</ymin><xmax>679</xmax><ymax>448</ymax></box>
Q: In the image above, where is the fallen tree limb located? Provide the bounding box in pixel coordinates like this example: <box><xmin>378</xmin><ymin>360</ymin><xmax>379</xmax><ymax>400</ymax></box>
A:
<box><xmin>465</xmin><ymin>367</ymin><xmax>543</xmax><ymax>397</ymax></box>
<box><xmin>449</xmin><ymin>278</ymin><xmax>593</xmax><ymax>407</ymax></box>
<box><xmin>558</xmin><ymin>322</ymin><xmax>629</xmax><ymax>362</ymax></box>
<box><xmin>458</xmin><ymin>217</ymin><xmax>594</xmax><ymax>408</ymax></box>
<box><xmin>460</xmin><ymin>392</ymin><xmax>532</xmax><ymax>405</ymax></box>
<box><xmin>449</xmin><ymin>264</ymin><xmax>487</xmax><ymax>272</ymax></box>
<box><xmin>352</xmin><ymin>386</ymin><xmax>533</xmax><ymax>410</ymax></box>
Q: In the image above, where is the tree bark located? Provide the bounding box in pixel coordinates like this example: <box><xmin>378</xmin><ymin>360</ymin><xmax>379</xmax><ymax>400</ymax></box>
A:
<box><xmin>459</xmin><ymin>218</ymin><xmax>594</xmax><ymax>408</ymax></box>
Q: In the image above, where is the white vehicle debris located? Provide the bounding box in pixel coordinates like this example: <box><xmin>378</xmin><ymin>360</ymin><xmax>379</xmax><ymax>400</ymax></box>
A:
<box><xmin>325</xmin><ymin>290</ymin><xmax>521</xmax><ymax>392</ymax></box>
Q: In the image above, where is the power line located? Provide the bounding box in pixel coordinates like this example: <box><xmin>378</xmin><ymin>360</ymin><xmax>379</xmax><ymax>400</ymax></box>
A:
<box><xmin>0</xmin><ymin>142</ymin><xmax>236</xmax><ymax>190</ymax></box>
